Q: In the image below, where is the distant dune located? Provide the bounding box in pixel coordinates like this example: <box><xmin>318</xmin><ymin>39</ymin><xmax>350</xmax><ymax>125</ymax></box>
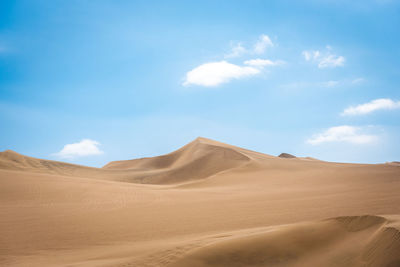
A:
<box><xmin>103</xmin><ymin>137</ymin><xmax>252</xmax><ymax>184</ymax></box>
<box><xmin>278</xmin><ymin>152</ymin><xmax>296</xmax><ymax>158</ymax></box>
<box><xmin>0</xmin><ymin>138</ymin><xmax>399</xmax><ymax>266</ymax></box>
<box><xmin>0</xmin><ymin>149</ymin><xmax>94</xmax><ymax>173</ymax></box>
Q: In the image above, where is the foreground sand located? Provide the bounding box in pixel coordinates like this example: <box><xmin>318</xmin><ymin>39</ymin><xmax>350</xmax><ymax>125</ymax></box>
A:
<box><xmin>0</xmin><ymin>138</ymin><xmax>399</xmax><ymax>266</ymax></box>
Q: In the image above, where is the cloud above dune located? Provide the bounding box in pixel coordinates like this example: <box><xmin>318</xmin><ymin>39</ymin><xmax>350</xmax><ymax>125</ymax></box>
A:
<box><xmin>302</xmin><ymin>47</ymin><xmax>345</xmax><ymax>68</ymax></box>
<box><xmin>183</xmin><ymin>61</ymin><xmax>260</xmax><ymax>87</ymax></box>
<box><xmin>184</xmin><ymin>34</ymin><xmax>284</xmax><ymax>87</ymax></box>
<box><xmin>341</xmin><ymin>98</ymin><xmax>400</xmax><ymax>116</ymax></box>
<box><xmin>55</xmin><ymin>139</ymin><xmax>104</xmax><ymax>159</ymax></box>
<box><xmin>307</xmin><ymin>126</ymin><xmax>378</xmax><ymax>145</ymax></box>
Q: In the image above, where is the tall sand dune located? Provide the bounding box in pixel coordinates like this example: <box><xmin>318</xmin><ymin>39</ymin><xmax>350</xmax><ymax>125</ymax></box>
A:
<box><xmin>0</xmin><ymin>137</ymin><xmax>399</xmax><ymax>266</ymax></box>
<box><xmin>103</xmin><ymin>137</ymin><xmax>252</xmax><ymax>184</ymax></box>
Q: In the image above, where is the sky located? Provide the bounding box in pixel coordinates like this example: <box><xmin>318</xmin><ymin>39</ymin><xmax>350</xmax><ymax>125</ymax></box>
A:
<box><xmin>1</xmin><ymin>0</ymin><xmax>400</xmax><ymax>167</ymax></box>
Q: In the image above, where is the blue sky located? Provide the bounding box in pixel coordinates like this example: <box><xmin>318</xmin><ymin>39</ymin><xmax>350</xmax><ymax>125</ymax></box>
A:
<box><xmin>1</xmin><ymin>0</ymin><xmax>400</xmax><ymax>166</ymax></box>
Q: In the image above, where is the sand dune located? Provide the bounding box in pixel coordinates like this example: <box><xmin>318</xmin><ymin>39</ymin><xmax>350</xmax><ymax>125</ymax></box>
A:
<box><xmin>278</xmin><ymin>152</ymin><xmax>296</xmax><ymax>158</ymax></box>
<box><xmin>0</xmin><ymin>138</ymin><xmax>254</xmax><ymax>184</ymax></box>
<box><xmin>0</xmin><ymin>138</ymin><xmax>399</xmax><ymax>266</ymax></box>
<box><xmin>169</xmin><ymin>215</ymin><xmax>400</xmax><ymax>267</ymax></box>
<box><xmin>103</xmin><ymin>137</ymin><xmax>251</xmax><ymax>170</ymax></box>
<box><xmin>103</xmin><ymin>137</ymin><xmax>252</xmax><ymax>184</ymax></box>
<box><xmin>0</xmin><ymin>149</ymin><xmax>96</xmax><ymax>174</ymax></box>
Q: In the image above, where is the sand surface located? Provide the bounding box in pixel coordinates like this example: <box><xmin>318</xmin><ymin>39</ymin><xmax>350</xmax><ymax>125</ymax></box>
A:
<box><xmin>1</xmin><ymin>137</ymin><xmax>399</xmax><ymax>266</ymax></box>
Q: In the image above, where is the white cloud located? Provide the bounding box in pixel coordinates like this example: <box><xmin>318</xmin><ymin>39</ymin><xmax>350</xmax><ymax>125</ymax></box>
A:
<box><xmin>55</xmin><ymin>139</ymin><xmax>104</xmax><ymax>159</ymax></box>
<box><xmin>302</xmin><ymin>48</ymin><xmax>345</xmax><ymax>68</ymax></box>
<box><xmin>307</xmin><ymin>126</ymin><xmax>378</xmax><ymax>145</ymax></box>
<box><xmin>342</xmin><ymin>98</ymin><xmax>400</xmax><ymax>116</ymax></box>
<box><xmin>253</xmin><ymin>34</ymin><xmax>274</xmax><ymax>54</ymax></box>
<box><xmin>183</xmin><ymin>61</ymin><xmax>260</xmax><ymax>87</ymax></box>
<box><xmin>184</xmin><ymin>34</ymin><xmax>282</xmax><ymax>87</ymax></box>
<box><xmin>244</xmin><ymin>58</ymin><xmax>285</xmax><ymax>67</ymax></box>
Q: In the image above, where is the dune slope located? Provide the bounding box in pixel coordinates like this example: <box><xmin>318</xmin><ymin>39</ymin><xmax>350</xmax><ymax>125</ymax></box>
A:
<box><xmin>169</xmin><ymin>215</ymin><xmax>400</xmax><ymax>267</ymax></box>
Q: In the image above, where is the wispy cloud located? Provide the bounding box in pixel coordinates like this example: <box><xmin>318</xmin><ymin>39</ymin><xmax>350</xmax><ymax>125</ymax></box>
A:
<box><xmin>351</xmin><ymin>77</ymin><xmax>365</xmax><ymax>85</ymax></box>
<box><xmin>244</xmin><ymin>58</ymin><xmax>285</xmax><ymax>67</ymax></box>
<box><xmin>253</xmin><ymin>34</ymin><xmax>274</xmax><ymax>54</ymax></box>
<box><xmin>318</xmin><ymin>55</ymin><xmax>345</xmax><ymax>68</ymax></box>
<box><xmin>307</xmin><ymin>125</ymin><xmax>378</xmax><ymax>145</ymax></box>
<box><xmin>302</xmin><ymin>50</ymin><xmax>320</xmax><ymax>61</ymax></box>
<box><xmin>55</xmin><ymin>139</ymin><xmax>104</xmax><ymax>159</ymax></box>
<box><xmin>302</xmin><ymin>47</ymin><xmax>345</xmax><ymax>68</ymax></box>
<box><xmin>281</xmin><ymin>77</ymin><xmax>366</xmax><ymax>91</ymax></box>
<box><xmin>183</xmin><ymin>61</ymin><xmax>260</xmax><ymax>87</ymax></box>
<box><xmin>225</xmin><ymin>42</ymin><xmax>247</xmax><ymax>58</ymax></box>
<box><xmin>280</xmin><ymin>80</ymin><xmax>340</xmax><ymax>90</ymax></box>
<box><xmin>320</xmin><ymin>80</ymin><xmax>340</xmax><ymax>87</ymax></box>
<box><xmin>341</xmin><ymin>98</ymin><xmax>400</xmax><ymax>116</ymax></box>
<box><xmin>225</xmin><ymin>34</ymin><xmax>274</xmax><ymax>58</ymax></box>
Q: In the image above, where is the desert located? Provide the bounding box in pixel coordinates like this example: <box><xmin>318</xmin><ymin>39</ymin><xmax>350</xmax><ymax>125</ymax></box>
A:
<box><xmin>1</xmin><ymin>137</ymin><xmax>399</xmax><ymax>266</ymax></box>
<box><xmin>2</xmin><ymin>1</ymin><xmax>400</xmax><ymax>266</ymax></box>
